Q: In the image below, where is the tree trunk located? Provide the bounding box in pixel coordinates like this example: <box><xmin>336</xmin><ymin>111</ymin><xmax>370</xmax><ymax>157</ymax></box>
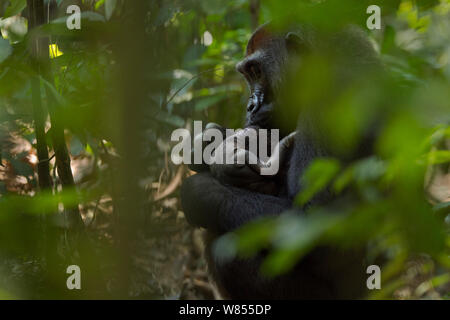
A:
<box><xmin>28</xmin><ymin>0</ymin><xmax>84</xmax><ymax>230</ymax></box>
<box><xmin>28</xmin><ymin>0</ymin><xmax>52</xmax><ymax>192</ymax></box>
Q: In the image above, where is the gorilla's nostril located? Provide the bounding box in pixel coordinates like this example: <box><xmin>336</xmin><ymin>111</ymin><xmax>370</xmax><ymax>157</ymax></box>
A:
<box><xmin>253</xmin><ymin>94</ymin><xmax>259</xmax><ymax>105</ymax></box>
<box><xmin>247</xmin><ymin>93</ymin><xmax>261</xmax><ymax>113</ymax></box>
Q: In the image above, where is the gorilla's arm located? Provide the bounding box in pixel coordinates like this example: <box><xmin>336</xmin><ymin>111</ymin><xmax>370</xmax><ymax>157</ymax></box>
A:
<box><xmin>181</xmin><ymin>172</ymin><xmax>291</xmax><ymax>234</ymax></box>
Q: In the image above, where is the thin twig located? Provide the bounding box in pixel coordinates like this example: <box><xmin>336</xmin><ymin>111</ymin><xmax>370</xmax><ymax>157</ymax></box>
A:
<box><xmin>163</xmin><ymin>67</ymin><xmax>224</xmax><ymax>108</ymax></box>
<box><xmin>38</xmin><ymin>153</ymin><xmax>55</xmax><ymax>164</ymax></box>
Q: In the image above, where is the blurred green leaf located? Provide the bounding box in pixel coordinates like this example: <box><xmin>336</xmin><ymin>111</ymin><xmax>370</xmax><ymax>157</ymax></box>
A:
<box><xmin>295</xmin><ymin>158</ymin><xmax>340</xmax><ymax>206</ymax></box>
<box><xmin>0</xmin><ymin>288</ymin><xmax>16</xmax><ymax>300</ymax></box>
<box><xmin>0</xmin><ymin>38</ymin><xmax>12</xmax><ymax>64</ymax></box>
<box><xmin>423</xmin><ymin>150</ymin><xmax>450</xmax><ymax>165</ymax></box>
<box><xmin>154</xmin><ymin>111</ymin><xmax>185</xmax><ymax>127</ymax></box>
<box><xmin>334</xmin><ymin>157</ymin><xmax>386</xmax><ymax>193</ymax></box>
<box><xmin>0</xmin><ymin>190</ymin><xmax>83</xmax><ymax>218</ymax></box>
<box><xmin>105</xmin><ymin>0</ymin><xmax>117</xmax><ymax>20</ymax></box>
<box><xmin>194</xmin><ymin>94</ymin><xmax>227</xmax><ymax>111</ymax></box>
<box><xmin>261</xmin><ymin>212</ymin><xmax>342</xmax><ymax>276</ymax></box>
<box><xmin>3</xmin><ymin>0</ymin><xmax>26</xmax><ymax>18</ymax></box>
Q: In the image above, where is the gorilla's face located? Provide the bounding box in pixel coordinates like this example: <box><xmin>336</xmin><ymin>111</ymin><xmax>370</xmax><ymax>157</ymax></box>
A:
<box><xmin>236</xmin><ymin>27</ymin><xmax>300</xmax><ymax>130</ymax></box>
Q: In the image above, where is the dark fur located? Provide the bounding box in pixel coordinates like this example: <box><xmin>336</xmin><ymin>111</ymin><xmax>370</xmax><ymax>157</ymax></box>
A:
<box><xmin>181</xmin><ymin>24</ymin><xmax>379</xmax><ymax>299</ymax></box>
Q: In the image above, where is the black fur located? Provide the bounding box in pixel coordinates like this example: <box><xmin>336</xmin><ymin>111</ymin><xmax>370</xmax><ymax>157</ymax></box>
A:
<box><xmin>181</xmin><ymin>24</ymin><xmax>379</xmax><ymax>299</ymax></box>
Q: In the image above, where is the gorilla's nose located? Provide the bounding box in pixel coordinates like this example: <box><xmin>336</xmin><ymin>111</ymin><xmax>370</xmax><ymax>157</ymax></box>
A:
<box><xmin>247</xmin><ymin>95</ymin><xmax>257</xmax><ymax>112</ymax></box>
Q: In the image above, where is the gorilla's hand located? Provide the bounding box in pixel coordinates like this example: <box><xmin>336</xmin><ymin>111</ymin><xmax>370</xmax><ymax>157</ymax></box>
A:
<box><xmin>188</xmin><ymin>123</ymin><xmax>263</xmax><ymax>186</ymax></box>
<box><xmin>210</xmin><ymin>159</ymin><xmax>266</xmax><ymax>189</ymax></box>
<box><xmin>188</xmin><ymin>121</ymin><xmax>296</xmax><ymax>193</ymax></box>
<box><xmin>207</xmin><ymin>126</ymin><xmax>264</xmax><ymax>188</ymax></box>
<box><xmin>188</xmin><ymin>122</ymin><xmax>226</xmax><ymax>173</ymax></box>
<box><xmin>210</xmin><ymin>131</ymin><xmax>297</xmax><ymax>191</ymax></box>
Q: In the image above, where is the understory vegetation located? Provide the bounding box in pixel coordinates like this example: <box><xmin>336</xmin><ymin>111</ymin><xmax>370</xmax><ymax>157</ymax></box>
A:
<box><xmin>0</xmin><ymin>0</ymin><xmax>448</xmax><ymax>299</ymax></box>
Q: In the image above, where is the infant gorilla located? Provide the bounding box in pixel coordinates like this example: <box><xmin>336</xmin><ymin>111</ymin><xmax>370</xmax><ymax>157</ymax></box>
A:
<box><xmin>189</xmin><ymin>122</ymin><xmax>296</xmax><ymax>195</ymax></box>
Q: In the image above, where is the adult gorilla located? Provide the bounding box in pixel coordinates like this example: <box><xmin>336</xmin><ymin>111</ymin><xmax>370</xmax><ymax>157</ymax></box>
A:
<box><xmin>181</xmin><ymin>23</ymin><xmax>381</xmax><ymax>299</ymax></box>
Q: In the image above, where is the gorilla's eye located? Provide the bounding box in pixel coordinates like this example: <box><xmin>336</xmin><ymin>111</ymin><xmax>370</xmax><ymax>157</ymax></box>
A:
<box><xmin>248</xmin><ymin>63</ymin><xmax>261</xmax><ymax>80</ymax></box>
<box><xmin>242</xmin><ymin>61</ymin><xmax>262</xmax><ymax>81</ymax></box>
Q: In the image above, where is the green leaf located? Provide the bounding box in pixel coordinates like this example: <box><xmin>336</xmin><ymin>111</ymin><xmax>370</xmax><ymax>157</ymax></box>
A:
<box><xmin>234</xmin><ymin>217</ymin><xmax>276</xmax><ymax>256</ymax></box>
<box><xmin>333</xmin><ymin>165</ymin><xmax>354</xmax><ymax>193</ymax></box>
<box><xmin>295</xmin><ymin>158</ymin><xmax>341</xmax><ymax>206</ymax></box>
<box><xmin>194</xmin><ymin>94</ymin><xmax>227</xmax><ymax>111</ymax></box>
<box><xmin>40</xmin><ymin>77</ymin><xmax>66</xmax><ymax>106</ymax></box>
<box><xmin>0</xmin><ymin>38</ymin><xmax>12</xmax><ymax>64</ymax></box>
<box><xmin>3</xmin><ymin>0</ymin><xmax>26</xmax><ymax>18</ymax></box>
<box><xmin>95</xmin><ymin>0</ymin><xmax>106</xmax><ymax>10</ymax></box>
<box><xmin>334</xmin><ymin>156</ymin><xmax>386</xmax><ymax>193</ymax></box>
<box><xmin>105</xmin><ymin>0</ymin><xmax>117</xmax><ymax>20</ymax></box>
<box><xmin>0</xmin><ymin>288</ymin><xmax>16</xmax><ymax>300</ymax></box>
<box><xmin>430</xmin><ymin>273</ymin><xmax>450</xmax><ymax>288</ymax></box>
<box><xmin>261</xmin><ymin>213</ymin><xmax>342</xmax><ymax>276</ymax></box>
<box><xmin>423</xmin><ymin>150</ymin><xmax>450</xmax><ymax>165</ymax></box>
<box><xmin>0</xmin><ymin>190</ymin><xmax>85</xmax><ymax>218</ymax></box>
<box><xmin>154</xmin><ymin>111</ymin><xmax>185</xmax><ymax>128</ymax></box>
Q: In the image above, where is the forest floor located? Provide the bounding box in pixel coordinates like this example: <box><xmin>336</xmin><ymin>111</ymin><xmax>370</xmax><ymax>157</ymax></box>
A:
<box><xmin>0</xmin><ymin>132</ymin><xmax>214</xmax><ymax>299</ymax></box>
<box><xmin>130</xmin><ymin>198</ymin><xmax>216</xmax><ymax>299</ymax></box>
<box><xmin>0</xmin><ymin>133</ymin><xmax>448</xmax><ymax>299</ymax></box>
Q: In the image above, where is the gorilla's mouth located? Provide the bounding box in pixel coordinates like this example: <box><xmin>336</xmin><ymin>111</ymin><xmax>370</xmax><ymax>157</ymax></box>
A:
<box><xmin>245</xmin><ymin>103</ymin><xmax>274</xmax><ymax>128</ymax></box>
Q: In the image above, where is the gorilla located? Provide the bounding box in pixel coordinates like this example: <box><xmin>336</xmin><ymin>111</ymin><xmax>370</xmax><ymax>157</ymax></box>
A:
<box><xmin>181</xmin><ymin>23</ymin><xmax>381</xmax><ymax>299</ymax></box>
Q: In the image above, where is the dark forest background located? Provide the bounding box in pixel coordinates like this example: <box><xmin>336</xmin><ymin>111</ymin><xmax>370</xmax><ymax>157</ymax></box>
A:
<box><xmin>0</xmin><ymin>0</ymin><xmax>449</xmax><ymax>299</ymax></box>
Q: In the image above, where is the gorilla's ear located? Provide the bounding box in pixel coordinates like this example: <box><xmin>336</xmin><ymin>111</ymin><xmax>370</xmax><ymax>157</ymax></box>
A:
<box><xmin>285</xmin><ymin>32</ymin><xmax>308</xmax><ymax>55</ymax></box>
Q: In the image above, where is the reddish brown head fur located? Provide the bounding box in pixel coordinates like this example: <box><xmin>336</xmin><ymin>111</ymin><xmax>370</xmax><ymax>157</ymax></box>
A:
<box><xmin>245</xmin><ymin>25</ymin><xmax>275</xmax><ymax>56</ymax></box>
